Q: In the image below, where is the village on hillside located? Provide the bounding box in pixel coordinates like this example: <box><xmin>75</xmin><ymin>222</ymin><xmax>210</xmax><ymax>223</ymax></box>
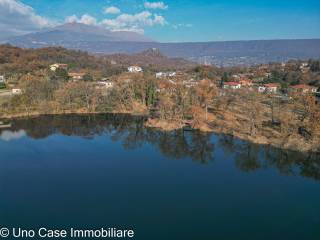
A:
<box><xmin>1</xmin><ymin>49</ymin><xmax>319</xmax><ymax>98</ymax></box>
<box><xmin>0</xmin><ymin>45</ymin><xmax>319</xmax><ymax>152</ymax></box>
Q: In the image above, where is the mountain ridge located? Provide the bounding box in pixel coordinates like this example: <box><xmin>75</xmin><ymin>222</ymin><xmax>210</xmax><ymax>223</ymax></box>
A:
<box><xmin>3</xmin><ymin>23</ymin><xmax>320</xmax><ymax>66</ymax></box>
<box><xmin>4</xmin><ymin>23</ymin><xmax>155</xmax><ymax>44</ymax></box>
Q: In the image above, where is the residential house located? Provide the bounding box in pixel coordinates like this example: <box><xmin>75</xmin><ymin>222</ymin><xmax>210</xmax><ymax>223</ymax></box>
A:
<box><xmin>156</xmin><ymin>72</ymin><xmax>176</xmax><ymax>79</ymax></box>
<box><xmin>128</xmin><ymin>66</ymin><xmax>143</xmax><ymax>73</ymax></box>
<box><xmin>232</xmin><ymin>74</ymin><xmax>240</xmax><ymax>81</ymax></box>
<box><xmin>156</xmin><ymin>72</ymin><xmax>164</xmax><ymax>79</ymax></box>
<box><xmin>239</xmin><ymin>79</ymin><xmax>253</xmax><ymax>87</ymax></box>
<box><xmin>300</xmin><ymin>62</ymin><xmax>310</xmax><ymax>73</ymax></box>
<box><xmin>232</xmin><ymin>74</ymin><xmax>253</xmax><ymax>81</ymax></box>
<box><xmin>289</xmin><ymin>84</ymin><xmax>318</xmax><ymax>94</ymax></box>
<box><xmin>265</xmin><ymin>72</ymin><xmax>272</xmax><ymax>78</ymax></box>
<box><xmin>50</xmin><ymin>63</ymin><xmax>68</xmax><ymax>71</ymax></box>
<box><xmin>96</xmin><ymin>81</ymin><xmax>114</xmax><ymax>89</ymax></box>
<box><xmin>263</xmin><ymin>83</ymin><xmax>280</xmax><ymax>93</ymax></box>
<box><xmin>68</xmin><ymin>72</ymin><xmax>85</xmax><ymax>81</ymax></box>
<box><xmin>12</xmin><ymin>89</ymin><xmax>22</xmax><ymax>95</ymax></box>
<box><xmin>253</xmin><ymin>76</ymin><xmax>264</xmax><ymax>82</ymax></box>
<box><xmin>258</xmin><ymin>86</ymin><xmax>266</xmax><ymax>93</ymax></box>
<box><xmin>223</xmin><ymin>82</ymin><xmax>241</xmax><ymax>90</ymax></box>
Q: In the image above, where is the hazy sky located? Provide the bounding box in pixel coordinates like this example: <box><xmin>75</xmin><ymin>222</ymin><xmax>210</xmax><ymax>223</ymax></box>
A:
<box><xmin>1</xmin><ymin>0</ymin><xmax>320</xmax><ymax>42</ymax></box>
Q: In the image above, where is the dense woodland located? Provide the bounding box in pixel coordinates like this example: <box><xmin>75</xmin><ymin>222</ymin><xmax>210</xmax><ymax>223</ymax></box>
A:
<box><xmin>0</xmin><ymin>45</ymin><xmax>319</xmax><ymax>152</ymax></box>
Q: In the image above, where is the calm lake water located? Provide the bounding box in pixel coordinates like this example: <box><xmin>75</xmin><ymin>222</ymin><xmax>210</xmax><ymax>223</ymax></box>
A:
<box><xmin>0</xmin><ymin>114</ymin><xmax>319</xmax><ymax>240</ymax></box>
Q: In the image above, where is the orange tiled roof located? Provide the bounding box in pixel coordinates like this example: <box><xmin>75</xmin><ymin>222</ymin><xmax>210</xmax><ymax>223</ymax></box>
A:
<box><xmin>264</xmin><ymin>83</ymin><xmax>279</xmax><ymax>88</ymax></box>
<box><xmin>290</xmin><ymin>84</ymin><xmax>313</xmax><ymax>89</ymax></box>
<box><xmin>68</xmin><ymin>72</ymin><xmax>85</xmax><ymax>77</ymax></box>
<box><xmin>224</xmin><ymin>82</ymin><xmax>240</xmax><ymax>86</ymax></box>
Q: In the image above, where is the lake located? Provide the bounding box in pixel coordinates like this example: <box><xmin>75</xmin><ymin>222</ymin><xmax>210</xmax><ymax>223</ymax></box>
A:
<box><xmin>0</xmin><ymin>114</ymin><xmax>319</xmax><ymax>240</ymax></box>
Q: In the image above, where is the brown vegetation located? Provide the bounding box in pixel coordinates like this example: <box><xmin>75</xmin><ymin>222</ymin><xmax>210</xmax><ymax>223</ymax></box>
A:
<box><xmin>0</xmin><ymin>45</ymin><xmax>319</xmax><ymax>153</ymax></box>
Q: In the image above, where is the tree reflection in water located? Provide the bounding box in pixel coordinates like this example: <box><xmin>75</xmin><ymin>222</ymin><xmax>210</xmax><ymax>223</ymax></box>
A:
<box><xmin>2</xmin><ymin>114</ymin><xmax>319</xmax><ymax>180</ymax></box>
<box><xmin>218</xmin><ymin>134</ymin><xmax>320</xmax><ymax>180</ymax></box>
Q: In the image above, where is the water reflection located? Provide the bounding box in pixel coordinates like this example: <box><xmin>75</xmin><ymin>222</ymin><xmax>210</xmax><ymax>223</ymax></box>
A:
<box><xmin>0</xmin><ymin>129</ymin><xmax>26</xmax><ymax>141</ymax></box>
<box><xmin>219</xmin><ymin>135</ymin><xmax>320</xmax><ymax>180</ymax></box>
<box><xmin>1</xmin><ymin>114</ymin><xmax>319</xmax><ymax>180</ymax></box>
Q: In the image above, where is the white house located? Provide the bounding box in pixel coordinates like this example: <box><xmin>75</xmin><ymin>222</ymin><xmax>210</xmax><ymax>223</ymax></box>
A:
<box><xmin>264</xmin><ymin>83</ymin><xmax>280</xmax><ymax>93</ymax></box>
<box><xmin>96</xmin><ymin>81</ymin><xmax>114</xmax><ymax>89</ymax></box>
<box><xmin>128</xmin><ymin>66</ymin><xmax>143</xmax><ymax>73</ymax></box>
<box><xmin>223</xmin><ymin>82</ymin><xmax>241</xmax><ymax>89</ymax></box>
<box><xmin>258</xmin><ymin>83</ymin><xmax>280</xmax><ymax>93</ymax></box>
<box><xmin>50</xmin><ymin>63</ymin><xmax>68</xmax><ymax>72</ymax></box>
<box><xmin>156</xmin><ymin>72</ymin><xmax>163</xmax><ymax>78</ymax></box>
<box><xmin>156</xmin><ymin>72</ymin><xmax>176</xmax><ymax>79</ymax></box>
<box><xmin>68</xmin><ymin>72</ymin><xmax>85</xmax><ymax>81</ymax></box>
<box><xmin>300</xmin><ymin>62</ymin><xmax>310</xmax><ymax>73</ymax></box>
<box><xmin>12</xmin><ymin>89</ymin><xmax>22</xmax><ymax>95</ymax></box>
<box><xmin>258</xmin><ymin>86</ymin><xmax>266</xmax><ymax>93</ymax></box>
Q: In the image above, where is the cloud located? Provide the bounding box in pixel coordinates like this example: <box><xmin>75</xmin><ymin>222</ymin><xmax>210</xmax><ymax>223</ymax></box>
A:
<box><xmin>0</xmin><ymin>0</ymin><xmax>54</xmax><ymax>40</ymax></box>
<box><xmin>0</xmin><ymin>0</ymin><xmax>168</xmax><ymax>39</ymax></box>
<box><xmin>101</xmin><ymin>11</ymin><xmax>166</xmax><ymax>33</ymax></box>
<box><xmin>104</xmin><ymin>6</ymin><xmax>121</xmax><ymax>15</ymax></box>
<box><xmin>144</xmin><ymin>1</ymin><xmax>168</xmax><ymax>10</ymax></box>
<box><xmin>172</xmin><ymin>23</ymin><xmax>193</xmax><ymax>29</ymax></box>
<box><xmin>65</xmin><ymin>15</ymin><xmax>78</xmax><ymax>23</ymax></box>
<box><xmin>67</xmin><ymin>10</ymin><xmax>167</xmax><ymax>33</ymax></box>
<box><xmin>153</xmin><ymin>14</ymin><xmax>166</xmax><ymax>25</ymax></box>
<box><xmin>65</xmin><ymin>14</ymin><xmax>97</xmax><ymax>25</ymax></box>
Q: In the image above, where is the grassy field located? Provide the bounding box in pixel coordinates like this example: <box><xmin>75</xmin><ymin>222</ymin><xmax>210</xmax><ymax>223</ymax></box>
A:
<box><xmin>0</xmin><ymin>89</ymin><xmax>12</xmax><ymax>105</ymax></box>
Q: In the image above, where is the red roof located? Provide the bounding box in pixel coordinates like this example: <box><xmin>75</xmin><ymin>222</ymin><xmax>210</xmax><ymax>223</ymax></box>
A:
<box><xmin>224</xmin><ymin>82</ymin><xmax>240</xmax><ymax>86</ymax></box>
<box><xmin>264</xmin><ymin>83</ymin><xmax>279</xmax><ymax>88</ymax></box>
<box><xmin>290</xmin><ymin>84</ymin><xmax>314</xmax><ymax>89</ymax></box>
<box><xmin>68</xmin><ymin>72</ymin><xmax>85</xmax><ymax>77</ymax></box>
<box><xmin>240</xmin><ymin>79</ymin><xmax>252</xmax><ymax>83</ymax></box>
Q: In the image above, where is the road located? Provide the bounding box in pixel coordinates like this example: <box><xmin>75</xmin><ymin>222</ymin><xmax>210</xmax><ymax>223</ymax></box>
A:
<box><xmin>0</xmin><ymin>90</ymin><xmax>12</xmax><ymax>98</ymax></box>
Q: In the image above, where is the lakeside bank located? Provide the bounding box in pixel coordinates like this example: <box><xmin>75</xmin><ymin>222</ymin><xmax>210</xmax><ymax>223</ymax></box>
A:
<box><xmin>1</xmin><ymin>109</ymin><xmax>319</xmax><ymax>154</ymax></box>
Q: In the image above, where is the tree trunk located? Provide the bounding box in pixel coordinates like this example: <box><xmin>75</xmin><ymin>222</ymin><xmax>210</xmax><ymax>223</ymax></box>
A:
<box><xmin>205</xmin><ymin>105</ymin><xmax>208</xmax><ymax>121</ymax></box>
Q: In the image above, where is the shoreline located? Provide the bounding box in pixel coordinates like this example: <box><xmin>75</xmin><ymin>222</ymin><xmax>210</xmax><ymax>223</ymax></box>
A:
<box><xmin>1</xmin><ymin>111</ymin><xmax>319</xmax><ymax>154</ymax></box>
<box><xmin>0</xmin><ymin>110</ymin><xmax>147</xmax><ymax>120</ymax></box>
<box><xmin>146</xmin><ymin>118</ymin><xmax>320</xmax><ymax>154</ymax></box>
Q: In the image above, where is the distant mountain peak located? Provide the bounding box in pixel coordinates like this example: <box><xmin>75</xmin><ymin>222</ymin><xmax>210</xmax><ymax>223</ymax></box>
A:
<box><xmin>54</xmin><ymin>23</ymin><xmax>110</xmax><ymax>34</ymax></box>
<box><xmin>5</xmin><ymin>22</ymin><xmax>155</xmax><ymax>44</ymax></box>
